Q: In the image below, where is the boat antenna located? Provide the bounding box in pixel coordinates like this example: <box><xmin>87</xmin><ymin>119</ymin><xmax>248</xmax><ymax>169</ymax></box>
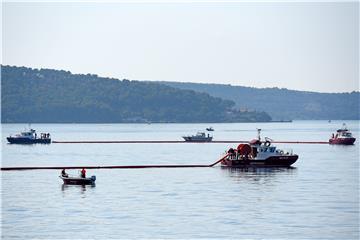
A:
<box><xmin>257</xmin><ymin>128</ymin><xmax>261</xmax><ymax>141</ymax></box>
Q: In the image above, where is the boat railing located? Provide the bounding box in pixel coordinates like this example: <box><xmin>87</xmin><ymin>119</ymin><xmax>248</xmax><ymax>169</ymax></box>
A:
<box><xmin>40</xmin><ymin>133</ymin><xmax>51</xmax><ymax>139</ymax></box>
<box><xmin>283</xmin><ymin>148</ymin><xmax>293</xmax><ymax>155</ymax></box>
<box><xmin>276</xmin><ymin>148</ymin><xmax>293</xmax><ymax>155</ymax></box>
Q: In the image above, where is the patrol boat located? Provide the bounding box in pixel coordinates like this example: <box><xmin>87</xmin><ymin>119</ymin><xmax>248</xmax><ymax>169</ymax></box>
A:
<box><xmin>182</xmin><ymin>132</ymin><xmax>213</xmax><ymax>142</ymax></box>
<box><xmin>7</xmin><ymin>128</ymin><xmax>51</xmax><ymax>144</ymax></box>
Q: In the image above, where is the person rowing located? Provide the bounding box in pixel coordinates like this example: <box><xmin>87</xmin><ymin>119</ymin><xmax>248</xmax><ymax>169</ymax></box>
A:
<box><xmin>61</xmin><ymin>169</ymin><xmax>68</xmax><ymax>178</ymax></box>
<box><xmin>81</xmin><ymin>168</ymin><xmax>86</xmax><ymax>178</ymax></box>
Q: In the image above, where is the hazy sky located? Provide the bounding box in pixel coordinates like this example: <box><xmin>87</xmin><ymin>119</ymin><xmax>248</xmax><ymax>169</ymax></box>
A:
<box><xmin>2</xmin><ymin>1</ymin><xmax>359</xmax><ymax>93</ymax></box>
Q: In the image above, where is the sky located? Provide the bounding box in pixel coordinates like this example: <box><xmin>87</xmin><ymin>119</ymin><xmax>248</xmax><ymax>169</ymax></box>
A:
<box><xmin>2</xmin><ymin>1</ymin><xmax>359</xmax><ymax>93</ymax></box>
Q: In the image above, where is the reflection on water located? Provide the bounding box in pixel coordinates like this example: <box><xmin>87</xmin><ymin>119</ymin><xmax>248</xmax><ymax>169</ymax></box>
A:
<box><xmin>222</xmin><ymin>166</ymin><xmax>297</xmax><ymax>183</ymax></box>
<box><xmin>61</xmin><ymin>184</ymin><xmax>96</xmax><ymax>194</ymax></box>
<box><xmin>6</xmin><ymin>143</ymin><xmax>37</xmax><ymax>147</ymax></box>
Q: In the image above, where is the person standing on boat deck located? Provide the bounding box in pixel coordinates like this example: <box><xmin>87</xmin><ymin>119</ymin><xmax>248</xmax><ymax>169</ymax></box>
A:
<box><xmin>61</xmin><ymin>169</ymin><xmax>68</xmax><ymax>177</ymax></box>
<box><xmin>81</xmin><ymin>168</ymin><xmax>86</xmax><ymax>178</ymax></box>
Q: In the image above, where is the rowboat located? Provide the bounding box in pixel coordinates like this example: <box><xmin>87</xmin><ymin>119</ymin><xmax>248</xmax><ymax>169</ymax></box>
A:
<box><xmin>59</xmin><ymin>175</ymin><xmax>96</xmax><ymax>185</ymax></box>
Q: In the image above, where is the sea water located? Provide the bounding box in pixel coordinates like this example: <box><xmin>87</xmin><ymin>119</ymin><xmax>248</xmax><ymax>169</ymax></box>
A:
<box><xmin>1</xmin><ymin>121</ymin><xmax>359</xmax><ymax>239</ymax></box>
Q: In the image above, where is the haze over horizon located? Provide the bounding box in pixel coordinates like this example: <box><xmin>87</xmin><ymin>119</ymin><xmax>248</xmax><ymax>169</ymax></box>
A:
<box><xmin>2</xmin><ymin>2</ymin><xmax>359</xmax><ymax>93</ymax></box>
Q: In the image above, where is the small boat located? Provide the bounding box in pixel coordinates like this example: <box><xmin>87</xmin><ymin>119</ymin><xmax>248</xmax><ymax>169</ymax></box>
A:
<box><xmin>206</xmin><ymin>127</ymin><xmax>214</xmax><ymax>131</ymax></box>
<box><xmin>59</xmin><ymin>175</ymin><xmax>96</xmax><ymax>185</ymax></box>
<box><xmin>329</xmin><ymin>123</ymin><xmax>356</xmax><ymax>145</ymax></box>
<box><xmin>183</xmin><ymin>132</ymin><xmax>213</xmax><ymax>142</ymax></box>
<box><xmin>221</xmin><ymin>129</ymin><xmax>298</xmax><ymax>168</ymax></box>
<box><xmin>7</xmin><ymin>128</ymin><xmax>51</xmax><ymax>144</ymax></box>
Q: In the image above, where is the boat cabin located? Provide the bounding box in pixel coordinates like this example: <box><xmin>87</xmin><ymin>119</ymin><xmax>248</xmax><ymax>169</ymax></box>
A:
<box><xmin>20</xmin><ymin>130</ymin><xmax>35</xmax><ymax>138</ymax></box>
<box><xmin>333</xmin><ymin>124</ymin><xmax>354</xmax><ymax>139</ymax></box>
<box><xmin>254</xmin><ymin>144</ymin><xmax>292</xmax><ymax>159</ymax></box>
<box><xmin>336</xmin><ymin>130</ymin><xmax>353</xmax><ymax>138</ymax></box>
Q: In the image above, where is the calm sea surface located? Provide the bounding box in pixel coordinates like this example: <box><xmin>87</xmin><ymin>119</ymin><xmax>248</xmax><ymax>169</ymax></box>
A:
<box><xmin>1</xmin><ymin>121</ymin><xmax>359</xmax><ymax>239</ymax></box>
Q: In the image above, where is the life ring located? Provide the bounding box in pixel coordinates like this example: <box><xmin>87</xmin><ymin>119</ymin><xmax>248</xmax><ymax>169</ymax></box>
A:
<box><xmin>264</xmin><ymin>141</ymin><xmax>271</xmax><ymax>147</ymax></box>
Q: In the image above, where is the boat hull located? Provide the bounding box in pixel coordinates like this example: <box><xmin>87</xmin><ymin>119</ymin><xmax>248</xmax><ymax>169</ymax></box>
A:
<box><xmin>329</xmin><ymin>138</ymin><xmax>356</xmax><ymax>145</ymax></box>
<box><xmin>221</xmin><ymin>155</ymin><xmax>298</xmax><ymax>168</ymax></box>
<box><xmin>183</xmin><ymin>137</ymin><xmax>213</xmax><ymax>142</ymax></box>
<box><xmin>60</xmin><ymin>176</ymin><xmax>96</xmax><ymax>185</ymax></box>
<box><xmin>7</xmin><ymin>137</ymin><xmax>51</xmax><ymax>144</ymax></box>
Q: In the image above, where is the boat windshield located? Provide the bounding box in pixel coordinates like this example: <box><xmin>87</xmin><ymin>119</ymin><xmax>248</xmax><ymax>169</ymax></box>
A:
<box><xmin>21</xmin><ymin>132</ymin><xmax>33</xmax><ymax>136</ymax></box>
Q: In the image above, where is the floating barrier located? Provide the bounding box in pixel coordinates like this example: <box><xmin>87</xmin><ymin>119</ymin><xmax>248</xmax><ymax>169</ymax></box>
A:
<box><xmin>52</xmin><ymin>140</ymin><xmax>329</xmax><ymax>144</ymax></box>
<box><xmin>52</xmin><ymin>140</ymin><xmax>247</xmax><ymax>143</ymax></box>
<box><xmin>272</xmin><ymin>141</ymin><xmax>329</xmax><ymax>144</ymax></box>
<box><xmin>0</xmin><ymin>155</ymin><xmax>229</xmax><ymax>171</ymax></box>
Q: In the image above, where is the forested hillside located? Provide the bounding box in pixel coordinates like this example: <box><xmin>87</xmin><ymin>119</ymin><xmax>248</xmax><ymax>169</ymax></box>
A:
<box><xmin>161</xmin><ymin>82</ymin><xmax>359</xmax><ymax>120</ymax></box>
<box><xmin>1</xmin><ymin>65</ymin><xmax>271</xmax><ymax>123</ymax></box>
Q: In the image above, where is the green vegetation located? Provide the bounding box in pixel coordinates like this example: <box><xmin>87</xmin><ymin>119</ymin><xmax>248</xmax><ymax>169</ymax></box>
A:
<box><xmin>1</xmin><ymin>65</ymin><xmax>271</xmax><ymax>123</ymax></box>
<box><xmin>161</xmin><ymin>82</ymin><xmax>360</xmax><ymax>120</ymax></box>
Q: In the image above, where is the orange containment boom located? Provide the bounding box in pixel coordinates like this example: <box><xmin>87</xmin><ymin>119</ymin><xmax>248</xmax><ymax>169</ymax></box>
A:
<box><xmin>51</xmin><ymin>140</ymin><xmax>329</xmax><ymax>144</ymax></box>
<box><xmin>52</xmin><ymin>140</ymin><xmax>248</xmax><ymax>143</ymax></box>
<box><xmin>0</xmin><ymin>154</ymin><xmax>229</xmax><ymax>171</ymax></box>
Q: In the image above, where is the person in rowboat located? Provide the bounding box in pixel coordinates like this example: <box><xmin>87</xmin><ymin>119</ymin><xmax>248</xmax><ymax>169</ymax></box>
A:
<box><xmin>81</xmin><ymin>168</ymin><xmax>86</xmax><ymax>178</ymax></box>
<box><xmin>61</xmin><ymin>169</ymin><xmax>68</xmax><ymax>178</ymax></box>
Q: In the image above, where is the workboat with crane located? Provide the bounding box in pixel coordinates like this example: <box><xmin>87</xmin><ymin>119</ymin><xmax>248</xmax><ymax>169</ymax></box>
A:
<box><xmin>221</xmin><ymin>129</ymin><xmax>298</xmax><ymax>167</ymax></box>
<box><xmin>329</xmin><ymin>123</ymin><xmax>356</xmax><ymax>145</ymax></box>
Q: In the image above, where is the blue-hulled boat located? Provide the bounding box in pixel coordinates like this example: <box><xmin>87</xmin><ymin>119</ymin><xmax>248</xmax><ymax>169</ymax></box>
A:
<box><xmin>7</xmin><ymin>128</ymin><xmax>51</xmax><ymax>144</ymax></box>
